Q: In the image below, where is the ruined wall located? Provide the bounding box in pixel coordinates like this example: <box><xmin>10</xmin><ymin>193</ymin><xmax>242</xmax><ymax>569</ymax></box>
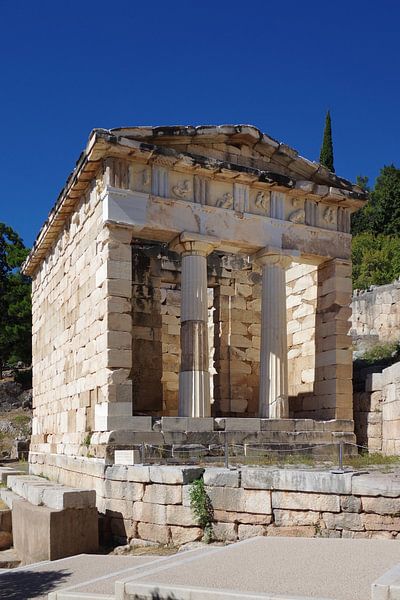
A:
<box><xmin>351</xmin><ymin>280</ymin><xmax>400</xmax><ymax>350</ymax></box>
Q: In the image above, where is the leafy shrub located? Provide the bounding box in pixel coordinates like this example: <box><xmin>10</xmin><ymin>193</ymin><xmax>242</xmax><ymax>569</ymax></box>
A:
<box><xmin>189</xmin><ymin>478</ymin><xmax>214</xmax><ymax>543</ymax></box>
<box><xmin>360</xmin><ymin>342</ymin><xmax>400</xmax><ymax>365</ymax></box>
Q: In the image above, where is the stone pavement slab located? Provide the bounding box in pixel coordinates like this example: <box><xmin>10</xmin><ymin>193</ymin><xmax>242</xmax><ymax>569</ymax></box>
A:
<box><xmin>0</xmin><ymin>554</ymin><xmax>155</xmax><ymax>600</ymax></box>
<box><xmin>122</xmin><ymin>537</ymin><xmax>400</xmax><ymax>600</ymax></box>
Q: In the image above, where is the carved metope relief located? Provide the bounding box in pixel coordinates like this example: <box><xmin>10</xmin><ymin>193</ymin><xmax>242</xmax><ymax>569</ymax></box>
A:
<box><xmin>288</xmin><ymin>198</ymin><xmax>305</xmax><ymax>224</ymax></box>
<box><xmin>255</xmin><ymin>191</ymin><xmax>269</xmax><ymax>213</ymax></box>
<box><xmin>172</xmin><ymin>180</ymin><xmax>191</xmax><ymax>199</ymax></box>
<box><xmin>216</xmin><ymin>192</ymin><xmax>234</xmax><ymax>209</ymax></box>
<box><xmin>322</xmin><ymin>205</ymin><xmax>337</xmax><ymax>228</ymax></box>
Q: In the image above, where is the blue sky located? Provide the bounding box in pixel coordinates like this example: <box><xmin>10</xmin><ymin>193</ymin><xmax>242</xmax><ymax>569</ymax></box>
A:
<box><xmin>1</xmin><ymin>0</ymin><xmax>399</xmax><ymax>247</ymax></box>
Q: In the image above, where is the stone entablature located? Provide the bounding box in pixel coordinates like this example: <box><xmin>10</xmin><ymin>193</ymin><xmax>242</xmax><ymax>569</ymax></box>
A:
<box><xmin>23</xmin><ymin>125</ymin><xmax>365</xmax><ymax>278</ymax></box>
<box><xmin>23</xmin><ymin>124</ymin><xmax>366</xmax><ymax>457</ymax></box>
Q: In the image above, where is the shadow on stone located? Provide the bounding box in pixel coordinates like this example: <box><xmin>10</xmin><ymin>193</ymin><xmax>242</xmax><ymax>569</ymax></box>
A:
<box><xmin>133</xmin><ymin>591</ymin><xmax>181</xmax><ymax>600</ymax></box>
<box><xmin>0</xmin><ymin>568</ymin><xmax>71</xmax><ymax>599</ymax></box>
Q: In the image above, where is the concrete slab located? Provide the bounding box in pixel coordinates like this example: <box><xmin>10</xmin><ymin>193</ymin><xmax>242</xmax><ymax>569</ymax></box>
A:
<box><xmin>120</xmin><ymin>537</ymin><xmax>400</xmax><ymax>600</ymax></box>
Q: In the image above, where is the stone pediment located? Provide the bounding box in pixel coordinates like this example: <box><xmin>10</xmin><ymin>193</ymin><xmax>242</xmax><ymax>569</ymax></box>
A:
<box><xmin>108</xmin><ymin>124</ymin><xmax>362</xmax><ymax>194</ymax></box>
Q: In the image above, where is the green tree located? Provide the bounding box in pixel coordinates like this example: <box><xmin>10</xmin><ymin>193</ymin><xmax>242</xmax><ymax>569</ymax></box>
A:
<box><xmin>352</xmin><ymin>233</ymin><xmax>400</xmax><ymax>289</ymax></box>
<box><xmin>0</xmin><ymin>223</ymin><xmax>31</xmax><ymax>377</ymax></box>
<box><xmin>319</xmin><ymin>110</ymin><xmax>335</xmax><ymax>172</ymax></box>
<box><xmin>371</xmin><ymin>165</ymin><xmax>400</xmax><ymax>235</ymax></box>
<box><xmin>351</xmin><ymin>165</ymin><xmax>400</xmax><ymax>237</ymax></box>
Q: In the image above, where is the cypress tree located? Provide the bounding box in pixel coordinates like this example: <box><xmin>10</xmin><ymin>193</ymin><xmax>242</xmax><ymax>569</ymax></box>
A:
<box><xmin>319</xmin><ymin>110</ymin><xmax>335</xmax><ymax>172</ymax></box>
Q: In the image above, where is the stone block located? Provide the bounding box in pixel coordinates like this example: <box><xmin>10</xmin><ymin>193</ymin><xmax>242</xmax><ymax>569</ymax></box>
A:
<box><xmin>212</xmin><ymin>522</ymin><xmax>237</xmax><ymax>542</ymax></box>
<box><xmin>223</xmin><ymin>418</ymin><xmax>261</xmax><ymax>431</ymax></box>
<box><xmin>104</xmin><ymin>480</ymin><xmax>144</xmax><ymax>502</ymax></box>
<box><xmin>0</xmin><ymin>468</ymin><xmax>24</xmax><ymax>485</ymax></box>
<box><xmin>366</xmin><ymin>373</ymin><xmax>383</xmax><ymax>392</ymax></box>
<box><xmin>272</xmin><ymin>491</ymin><xmax>340</xmax><ymax>512</ymax></box>
<box><xmin>12</xmin><ymin>499</ymin><xmax>98</xmax><ymax>565</ymax></box>
<box><xmin>340</xmin><ymin>496</ymin><xmax>362</xmax><ymax>513</ymax></box>
<box><xmin>273</xmin><ymin>510</ymin><xmax>321</xmax><ymax>527</ymax></box>
<box><xmin>322</xmin><ymin>512</ymin><xmax>364</xmax><ymax>531</ymax></box>
<box><xmin>352</xmin><ymin>473</ymin><xmax>400</xmax><ymax>497</ymax></box>
<box><xmin>238</xmin><ymin>524</ymin><xmax>265</xmax><ymax>540</ymax></box>
<box><xmin>267</xmin><ymin>525</ymin><xmax>316</xmax><ymax>537</ymax></box>
<box><xmin>260</xmin><ymin>419</ymin><xmax>295</xmax><ymax>432</ymax></box>
<box><xmin>205</xmin><ymin>486</ymin><xmax>271</xmax><ymax>514</ymax></box>
<box><xmin>362</xmin><ymin>496</ymin><xmax>400</xmax><ymax>515</ymax></box>
<box><xmin>149</xmin><ymin>466</ymin><xmax>204</xmax><ymax>485</ymax></box>
<box><xmin>143</xmin><ymin>484</ymin><xmax>182</xmax><ymax>505</ymax></box>
<box><xmin>242</xmin><ymin>468</ymin><xmax>353</xmax><ymax>494</ymax></box>
<box><xmin>132</xmin><ymin>502</ymin><xmax>167</xmax><ymax>525</ymax></box>
<box><xmin>41</xmin><ymin>488</ymin><xmax>96</xmax><ymax>510</ymax></box>
<box><xmin>170</xmin><ymin>526</ymin><xmax>203</xmax><ymax>545</ymax></box>
<box><xmin>203</xmin><ymin>468</ymin><xmax>240</xmax><ymax>488</ymax></box>
<box><xmin>362</xmin><ymin>513</ymin><xmax>400</xmax><ymax>531</ymax></box>
<box><xmin>137</xmin><ymin>522</ymin><xmax>170</xmax><ymax>545</ymax></box>
<box><xmin>212</xmin><ymin>509</ymin><xmax>271</xmax><ymax>525</ymax></box>
<box><xmin>103</xmin><ymin>498</ymin><xmax>134</xmax><ymax>519</ymax></box>
<box><xmin>166</xmin><ymin>505</ymin><xmax>198</xmax><ymax>527</ymax></box>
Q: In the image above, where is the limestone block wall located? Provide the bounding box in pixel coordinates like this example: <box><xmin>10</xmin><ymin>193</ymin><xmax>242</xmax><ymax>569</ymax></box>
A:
<box><xmin>29</xmin><ymin>456</ymin><xmax>400</xmax><ymax>544</ymax></box>
<box><xmin>353</xmin><ymin>360</ymin><xmax>400</xmax><ymax>455</ymax></box>
<box><xmin>287</xmin><ymin>259</ymin><xmax>353</xmax><ymax>421</ymax></box>
<box><xmin>353</xmin><ymin>367</ymin><xmax>383</xmax><ymax>452</ymax></box>
<box><xmin>352</xmin><ymin>280</ymin><xmax>400</xmax><ymax>349</ymax></box>
<box><xmin>382</xmin><ymin>361</ymin><xmax>400</xmax><ymax>455</ymax></box>
<box><xmin>30</xmin><ymin>179</ymin><xmax>135</xmax><ymax>455</ymax></box>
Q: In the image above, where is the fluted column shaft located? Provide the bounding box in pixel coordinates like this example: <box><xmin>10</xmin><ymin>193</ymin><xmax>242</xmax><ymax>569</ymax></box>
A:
<box><xmin>256</xmin><ymin>251</ymin><xmax>291</xmax><ymax>419</ymax></box>
<box><xmin>170</xmin><ymin>233</ymin><xmax>219</xmax><ymax>417</ymax></box>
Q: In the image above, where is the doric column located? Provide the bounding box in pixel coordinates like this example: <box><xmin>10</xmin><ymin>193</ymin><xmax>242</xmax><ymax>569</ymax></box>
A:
<box><xmin>170</xmin><ymin>233</ymin><xmax>219</xmax><ymax>417</ymax></box>
<box><xmin>254</xmin><ymin>249</ymin><xmax>292</xmax><ymax>419</ymax></box>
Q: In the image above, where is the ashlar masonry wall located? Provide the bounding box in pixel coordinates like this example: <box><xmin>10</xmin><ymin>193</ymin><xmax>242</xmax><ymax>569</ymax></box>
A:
<box><xmin>30</xmin><ymin>179</ymin><xmax>134</xmax><ymax>456</ymax></box>
<box><xmin>29</xmin><ymin>457</ymin><xmax>400</xmax><ymax>544</ymax></box>
<box><xmin>352</xmin><ymin>280</ymin><xmax>400</xmax><ymax>349</ymax></box>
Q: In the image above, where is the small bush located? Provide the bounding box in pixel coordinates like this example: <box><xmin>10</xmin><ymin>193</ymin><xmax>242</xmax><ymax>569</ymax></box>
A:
<box><xmin>189</xmin><ymin>478</ymin><xmax>214</xmax><ymax>543</ymax></box>
<box><xmin>361</xmin><ymin>342</ymin><xmax>400</xmax><ymax>364</ymax></box>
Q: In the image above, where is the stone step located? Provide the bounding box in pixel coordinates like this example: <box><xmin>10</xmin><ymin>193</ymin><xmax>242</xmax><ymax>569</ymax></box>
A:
<box><xmin>51</xmin><ymin>546</ymin><xmax>215</xmax><ymax>600</ymax></box>
<box><xmin>0</xmin><ymin>547</ymin><xmax>20</xmax><ymax>569</ymax></box>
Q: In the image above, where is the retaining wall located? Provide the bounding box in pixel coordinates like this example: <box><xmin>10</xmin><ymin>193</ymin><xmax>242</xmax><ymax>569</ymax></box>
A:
<box><xmin>353</xmin><ymin>360</ymin><xmax>400</xmax><ymax>455</ymax></box>
<box><xmin>29</xmin><ymin>454</ymin><xmax>400</xmax><ymax>545</ymax></box>
<box><xmin>351</xmin><ymin>280</ymin><xmax>400</xmax><ymax>351</ymax></box>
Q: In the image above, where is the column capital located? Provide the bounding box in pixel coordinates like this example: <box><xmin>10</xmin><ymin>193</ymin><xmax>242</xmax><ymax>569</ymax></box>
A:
<box><xmin>170</xmin><ymin>232</ymin><xmax>220</xmax><ymax>257</ymax></box>
<box><xmin>253</xmin><ymin>246</ymin><xmax>297</xmax><ymax>268</ymax></box>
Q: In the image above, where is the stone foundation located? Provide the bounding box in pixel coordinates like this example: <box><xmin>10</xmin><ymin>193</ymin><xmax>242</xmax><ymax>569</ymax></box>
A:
<box><xmin>28</xmin><ymin>455</ymin><xmax>400</xmax><ymax>545</ymax></box>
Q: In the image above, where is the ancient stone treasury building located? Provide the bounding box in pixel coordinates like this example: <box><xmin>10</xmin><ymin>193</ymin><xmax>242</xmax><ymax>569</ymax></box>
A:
<box><xmin>22</xmin><ymin>125</ymin><xmax>367</xmax><ymax>463</ymax></box>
